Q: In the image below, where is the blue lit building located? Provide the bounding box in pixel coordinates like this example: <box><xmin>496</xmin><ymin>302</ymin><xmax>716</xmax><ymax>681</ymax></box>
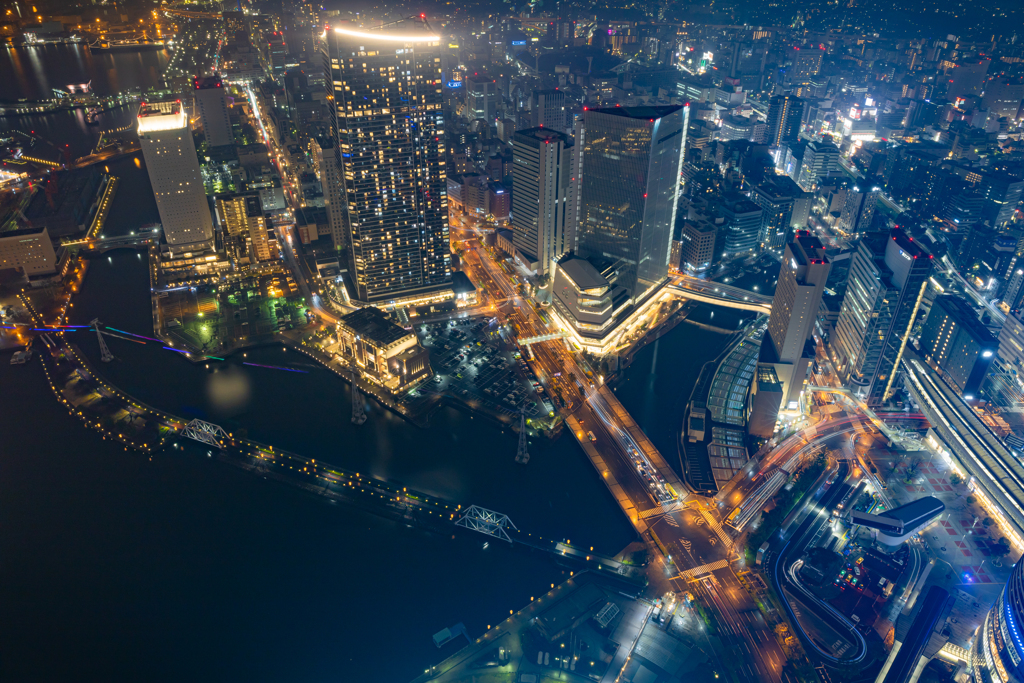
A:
<box><xmin>973</xmin><ymin>559</ymin><xmax>1024</xmax><ymax>683</ymax></box>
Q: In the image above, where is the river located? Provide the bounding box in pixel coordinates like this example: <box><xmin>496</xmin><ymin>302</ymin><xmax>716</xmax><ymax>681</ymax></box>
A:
<box><xmin>0</xmin><ymin>45</ymin><xmax>744</xmax><ymax>681</ymax></box>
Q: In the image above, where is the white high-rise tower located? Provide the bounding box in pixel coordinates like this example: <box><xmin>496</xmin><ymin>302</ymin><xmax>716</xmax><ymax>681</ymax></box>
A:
<box><xmin>137</xmin><ymin>101</ymin><xmax>214</xmax><ymax>250</ymax></box>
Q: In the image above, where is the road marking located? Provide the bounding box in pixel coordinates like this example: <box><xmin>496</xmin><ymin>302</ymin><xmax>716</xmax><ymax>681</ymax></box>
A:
<box><xmin>698</xmin><ymin>506</ymin><xmax>735</xmax><ymax>548</ymax></box>
<box><xmin>671</xmin><ymin>558</ymin><xmax>729</xmax><ymax>580</ymax></box>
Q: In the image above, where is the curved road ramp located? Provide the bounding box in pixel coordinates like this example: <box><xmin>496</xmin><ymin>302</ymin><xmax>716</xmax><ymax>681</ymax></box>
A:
<box><xmin>767</xmin><ymin>463</ymin><xmax>869</xmax><ymax>665</ymax></box>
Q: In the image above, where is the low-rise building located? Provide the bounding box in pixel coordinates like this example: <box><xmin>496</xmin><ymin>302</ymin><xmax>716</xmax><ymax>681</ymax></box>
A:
<box><xmin>335</xmin><ymin>307</ymin><xmax>431</xmax><ymax>391</ymax></box>
<box><xmin>0</xmin><ymin>226</ymin><xmax>60</xmax><ymax>279</ymax></box>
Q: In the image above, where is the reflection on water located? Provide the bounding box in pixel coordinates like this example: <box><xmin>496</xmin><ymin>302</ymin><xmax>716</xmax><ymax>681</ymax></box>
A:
<box><xmin>206</xmin><ymin>365</ymin><xmax>253</xmax><ymax>418</ymax></box>
<box><xmin>0</xmin><ymin>43</ymin><xmax>171</xmax><ymax>100</ymax></box>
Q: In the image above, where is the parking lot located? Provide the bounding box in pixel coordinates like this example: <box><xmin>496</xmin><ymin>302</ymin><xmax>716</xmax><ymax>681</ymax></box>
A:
<box><xmin>412</xmin><ymin>316</ymin><xmax>553</xmax><ymax>420</ymax></box>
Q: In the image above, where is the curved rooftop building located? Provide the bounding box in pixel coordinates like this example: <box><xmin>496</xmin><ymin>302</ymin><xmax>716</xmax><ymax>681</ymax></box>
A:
<box><xmin>973</xmin><ymin>558</ymin><xmax>1024</xmax><ymax>683</ymax></box>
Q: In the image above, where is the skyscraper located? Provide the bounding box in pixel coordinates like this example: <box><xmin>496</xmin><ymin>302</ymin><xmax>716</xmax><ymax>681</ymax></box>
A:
<box><xmin>830</xmin><ymin>229</ymin><xmax>933</xmax><ymax>406</ymax></box>
<box><xmin>311</xmin><ymin>136</ymin><xmax>346</xmax><ymax>250</ymax></box>
<box><xmin>918</xmin><ymin>294</ymin><xmax>998</xmax><ymax>398</ymax></box>
<box><xmin>510</xmin><ymin>127</ymin><xmax>575</xmax><ymax>276</ymax></box>
<box><xmin>193</xmin><ymin>75</ymin><xmax>234</xmax><ymax>148</ymax></box>
<box><xmin>761</xmin><ymin>232</ymin><xmax>830</xmax><ymax>405</ymax></box>
<box><xmin>465</xmin><ymin>74</ymin><xmax>497</xmax><ymax>121</ymax></box>
<box><xmin>766</xmin><ymin>95</ymin><xmax>804</xmax><ymax>147</ymax></box>
<box><xmin>530</xmin><ymin>89</ymin><xmax>568</xmax><ymax>133</ymax></box>
<box><xmin>838</xmin><ymin>183</ymin><xmax>880</xmax><ymax>235</ymax></box>
<box><xmin>323</xmin><ymin>21</ymin><xmax>452</xmax><ymax>305</ymax></box>
<box><xmin>719</xmin><ymin>194</ymin><xmax>763</xmax><ymax>255</ymax></box>
<box><xmin>575</xmin><ymin>105</ymin><xmax>687</xmax><ymax>304</ymax></box>
<box><xmin>137</xmin><ymin>101</ymin><xmax>214</xmax><ymax>250</ymax></box>
<box><xmin>751</xmin><ymin>174</ymin><xmax>804</xmax><ymax>252</ymax></box>
<box><xmin>970</xmin><ymin>559</ymin><xmax>1024</xmax><ymax>683</ymax></box>
<box><xmin>796</xmin><ymin>140</ymin><xmax>839</xmax><ymax>192</ymax></box>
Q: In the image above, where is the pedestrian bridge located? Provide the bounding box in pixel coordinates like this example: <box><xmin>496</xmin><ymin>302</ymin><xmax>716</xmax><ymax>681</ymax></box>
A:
<box><xmin>667</xmin><ymin>282</ymin><xmax>772</xmax><ymax>314</ymax></box>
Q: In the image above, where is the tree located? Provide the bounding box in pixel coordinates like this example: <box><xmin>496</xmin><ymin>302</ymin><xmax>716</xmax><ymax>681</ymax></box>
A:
<box><xmin>949</xmin><ymin>471</ymin><xmax>964</xmax><ymax>487</ymax></box>
<box><xmin>993</xmin><ymin>538</ymin><xmax>1011</xmax><ymax>557</ymax></box>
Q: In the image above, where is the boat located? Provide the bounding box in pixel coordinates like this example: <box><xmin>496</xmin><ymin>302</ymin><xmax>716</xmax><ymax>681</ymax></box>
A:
<box><xmin>85</xmin><ymin>107</ymin><xmax>101</xmax><ymax>125</ymax></box>
<box><xmin>90</xmin><ymin>39</ymin><xmax>165</xmax><ymax>52</ymax></box>
<box><xmin>10</xmin><ymin>350</ymin><xmax>32</xmax><ymax>365</ymax></box>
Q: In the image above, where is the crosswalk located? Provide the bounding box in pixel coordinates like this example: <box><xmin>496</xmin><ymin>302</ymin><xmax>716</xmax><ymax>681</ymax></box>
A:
<box><xmin>698</xmin><ymin>506</ymin><xmax>735</xmax><ymax>548</ymax></box>
<box><xmin>638</xmin><ymin>502</ymin><xmax>679</xmax><ymax>520</ymax></box>
<box><xmin>671</xmin><ymin>559</ymin><xmax>729</xmax><ymax>581</ymax></box>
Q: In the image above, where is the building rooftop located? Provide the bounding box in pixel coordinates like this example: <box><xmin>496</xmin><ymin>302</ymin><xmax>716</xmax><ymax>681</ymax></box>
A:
<box><xmin>0</xmin><ymin>225</ymin><xmax>47</xmax><ymax>239</ymax></box>
<box><xmin>931</xmin><ymin>295</ymin><xmax>998</xmax><ymax>346</ymax></box>
<box><xmin>558</xmin><ymin>254</ymin><xmax>609</xmax><ymax>292</ymax></box>
<box><xmin>891</xmin><ymin>228</ymin><xmax>933</xmax><ymax>260</ymax></box>
<box><xmin>586</xmin><ymin>104</ymin><xmax>684</xmax><ymax>121</ymax></box>
<box><xmin>338</xmin><ymin>307</ymin><xmax>412</xmax><ymax>346</ymax></box>
<box><xmin>194</xmin><ymin>75</ymin><xmax>224</xmax><ymax>90</ymax></box>
<box><xmin>137</xmin><ymin>102</ymin><xmax>187</xmax><ymax>133</ymax></box>
<box><xmin>515</xmin><ymin>127</ymin><xmax>573</xmax><ymax>147</ymax></box>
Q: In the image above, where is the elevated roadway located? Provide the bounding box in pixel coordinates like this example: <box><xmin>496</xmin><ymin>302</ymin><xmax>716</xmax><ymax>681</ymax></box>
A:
<box><xmin>903</xmin><ymin>353</ymin><xmax>1024</xmax><ymax>541</ymax></box>
<box><xmin>766</xmin><ymin>462</ymin><xmax>869</xmax><ymax>665</ymax></box>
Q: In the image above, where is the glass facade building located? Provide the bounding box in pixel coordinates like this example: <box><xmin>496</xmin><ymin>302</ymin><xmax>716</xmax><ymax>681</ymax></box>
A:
<box><xmin>830</xmin><ymin>229</ymin><xmax>933</xmax><ymax>406</ymax></box>
<box><xmin>323</xmin><ymin>23</ymin><xmax>452</xmax><ymax>305</ymax></box>
<box><xmin>575</xmin><ymin>105</ymin><xmax>687</xmax><ymax>304</ymax></box>
<box><xmin>972</xmin><ymin>558</ymin><xmax>1024</xmax><ymax>683</ymax></box>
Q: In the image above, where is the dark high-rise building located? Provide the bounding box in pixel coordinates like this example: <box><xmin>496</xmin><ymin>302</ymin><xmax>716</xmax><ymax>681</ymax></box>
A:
<box><xmin>575</xmin><ymin>105</ymin><xmax>687</xmax><ymax>305</ymax></box>
<box><xmin>323</xmin><ymin>21</ymin><xmax>452</xmax><ymax>305</ymax></box>
<box><xmin>510</xmin><ymin>127</ymin><xmax>575</xmax><ymax>276</ymax></box>
<box><xmin>530</xmin><ymin>89</ymin><xmax>569</xmax><ymax>134</ymax></box>
<box><xmin>719</xmin><ymin>194</ymin><xmax>762</xmax><ymax>255</ymax></box>
<box><xmin>766</xmin><ymin>95</ymin><xmax>803</xmax><ymax>147</ymax></box>
<box><xmin>838</xmin><ymin>183</ymin><xmax>880</xmax><ymax>235</ymax></box>
<box><xmin>193</xmin><ymin>75</ymin><xmax>234</xmax><ymax>148</ymax></box>
<box><xmin>830</xmin><ymin>229</ymin><xmax>933</xmax><ymax>406</ymax></box>
<box><xmin>918</xmin><ymin>295</ymin><xmax>998</xmax><ymax>398</ymax></box>
<box><xmin>751</xmin><ymin>174</ymin><xmax>804</xmax><ymax>252</ymax></box>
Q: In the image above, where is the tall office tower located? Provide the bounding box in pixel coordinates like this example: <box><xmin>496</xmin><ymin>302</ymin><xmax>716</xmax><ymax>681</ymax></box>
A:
<box><xmin>322</xmin><ymin>21</ymin><xmax>452</xmax><ymax>306</ymax></box>
<box><xmin>971</xmin><ymin>560</ymin><xmax>1024</xmax><ymax>683</ymax></box>
<box><xmin>530</xmin><ymin>89</ymin><xmax>568</xmax><ymax>133</ymax></box>
<box><xmin>311</xmin><ymin>136</ymin><xmax>346</xmax><ymax>249</ymax></box>
<box><xmin>137</xmin><ymin>102</ymin><xmax>214</xmax><ymax>250</ymax></box>
<box><xmin>267</xmin><ymin>31</ymin><xmax>288</xmax><ymax>78</ymax></box>
<box><xmin>575</xmin><ymin>105</ymin><xmax>687</xmax><ymax>304</ymax></box>
<box><xmin>765</xmin><ymin>95</ymin><xmax>804</xmax><ymax>147</ymax></box>
<box><xmin>838</xmin><ymin>183</ymin><xmax>880</xmax><ymax>235</ymax></box>
<box><xmin>719</xmin><ymin>193</ymin><xmax>763</xmax><ymax>255</ymax></box>
<box><xmin>918</xmin><ymin>294</ymin><xmax>998</xmax><ymax>398</ymax></box>
<box><xmin>761</xmin><ymin>232</ymin><xmax>830</xmax><ymax>406</ymax></box>
<box><xmin>787</xmin><ymin>46</ymin><xmax>824</xmax><ymax>79</ymax></box>
<box><xmin>751</xmin><ymin>174</ymin><xmax>804</xmax><ymax>252</ymax></box>
<box><xmin>510</xmin><ymin>128</ymin><xmax>575</xmax><ymax>276</ymax></box>
<box><xmin>216</xmin><ymin>193</ymin><xmax>271</xmax><ymax>263</ymax></box>
<box><xmin>982</xmin><ymin>78</ymin><xmax>1024</xmax><ymax>120</ymax></box>
<box><xmin>192</xmin><ymin>75</ymin><xmax>234</xmax><ymax>149</ymax></box>
<box><xmin>980</xmin><ymin>172</ymin><xmax>1024</xmax><ymax>227</ymax></box>
<box><xmin>796</xmin><ymin>140</ymin><xmax>839</xmax><ymax>192</ymax></box>
<box><xmin>830</xmin><ymin>229</ymin><xmax>933</xmax><ymax>406</ymax></box>
<box><xmin>465</xmin><ymin>74</ymin><xmax>497</xmax><ymax>121</ymax></box>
